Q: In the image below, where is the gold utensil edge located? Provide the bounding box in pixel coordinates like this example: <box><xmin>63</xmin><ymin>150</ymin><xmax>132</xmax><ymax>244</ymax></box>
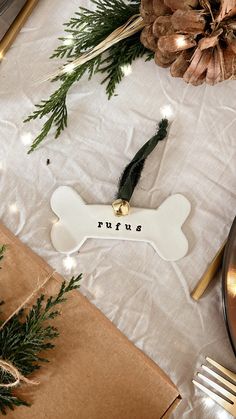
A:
<box><xmin>191</xmin><ymin>241</ymin><xmax>226</xmax><ymax>301</ymax></box>
<box><xmin>0</xmin><ymin>0</ymin><xmax>39</xmax><ymax>59</ymax></box>
<box><xmin>193</xmin><ymin>357</ymin><xmax>236</xmax><ymax>416</ymax></box>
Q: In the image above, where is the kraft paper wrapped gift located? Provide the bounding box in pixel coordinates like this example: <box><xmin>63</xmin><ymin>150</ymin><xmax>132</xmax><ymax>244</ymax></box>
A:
<box><xmin>0</xmin><ymin>223</ymin><xmax>181</xmax><ymax>419</ymax></box>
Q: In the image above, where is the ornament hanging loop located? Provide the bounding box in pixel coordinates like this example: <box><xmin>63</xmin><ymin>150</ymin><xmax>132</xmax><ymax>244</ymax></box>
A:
<box><xmin>112</xmin><ymin>199</ymin><xmax>130</xmax><ymax>216</ymax></box>
<box><xmin>112</xmin><ymin>119</ymin><xmax>169</xmax><ymax>217</ymax></box>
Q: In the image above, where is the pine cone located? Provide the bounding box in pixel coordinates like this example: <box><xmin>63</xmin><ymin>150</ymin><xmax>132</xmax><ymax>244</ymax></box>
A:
<box><xmin>140</xmin><ymin>0</ymin><xmax>236</xmax><ymax>85</ymax></box>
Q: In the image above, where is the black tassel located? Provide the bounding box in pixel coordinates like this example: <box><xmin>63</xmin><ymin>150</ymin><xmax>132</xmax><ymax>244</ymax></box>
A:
<box><xmin>116</xmin><ymin>119</ymin><xmax>169</xmax><ymax>202</ymax></box>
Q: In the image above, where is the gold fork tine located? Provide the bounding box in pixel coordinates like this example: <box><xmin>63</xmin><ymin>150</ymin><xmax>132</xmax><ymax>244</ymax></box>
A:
<box><xmin>198</xmin><ymin>373</ymin><xmax>235</xmax><ymax>403</ymax></box>
<box><xmin>206</xmin><ymin>357</ymin><xmax>236</xmax><ymax>383</ymax></box>
<box><xmin>202</xmin><ymin>365</ymin><xmax>236</xmax><ymax>393</ymax></box>
<box><xmin>193</xmin><ymin>379</ymin><xmax>233</xmax><ymax>412</ymax></box>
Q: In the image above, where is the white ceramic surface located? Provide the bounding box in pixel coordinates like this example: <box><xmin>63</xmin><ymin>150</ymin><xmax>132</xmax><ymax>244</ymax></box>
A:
<box><xmin>50</xmin><ymin>185</ymin><xmax>191</xmax><ymax>260</ymax></box>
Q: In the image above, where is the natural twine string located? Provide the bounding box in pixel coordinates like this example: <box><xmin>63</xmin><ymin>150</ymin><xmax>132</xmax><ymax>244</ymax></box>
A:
<box><xmin>44</xmin><ymin>14</ymin><xmax>145</xmax><ymax>82</ymax></box>
<box><xmin>0</xmin><ymin>360</ymin><xmax>38</xmax><ymax>389</ymax></box>
<box><xmin>0</xmin><ymin>272</ymin><xmax>54</xmax><ymax>388</ymax></box>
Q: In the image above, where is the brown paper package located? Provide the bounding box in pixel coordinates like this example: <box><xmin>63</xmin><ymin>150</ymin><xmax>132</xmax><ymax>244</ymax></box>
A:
<box><xmin>0</xmin><ymin>223</ymin><xmax>181</xmax><ymax>418</ymax></box>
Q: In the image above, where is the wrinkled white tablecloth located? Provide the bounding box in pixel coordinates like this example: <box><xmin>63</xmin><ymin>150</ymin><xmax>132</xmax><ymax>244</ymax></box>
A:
<box><xmin>0</xmin><ymin>1</ymin><xmax>236</xmax><ymax>418</ymax></box>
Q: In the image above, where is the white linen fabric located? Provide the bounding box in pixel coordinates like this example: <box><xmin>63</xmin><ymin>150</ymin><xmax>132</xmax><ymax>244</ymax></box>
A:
<box><xmin>0</xmin><ymin>1</ymin><xmax>236</xmax><ymax>418</ymax></box>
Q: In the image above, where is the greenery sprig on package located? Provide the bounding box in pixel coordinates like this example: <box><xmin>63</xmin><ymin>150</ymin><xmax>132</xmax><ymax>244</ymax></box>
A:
<box><xmin>25</xmin><ymin>0</ymin><xmax>152</xmax><ymax>153</ymax></box>
<box><xmin>0</xmin><ymin>248</ymin><xmax>81</xmax><ymax>416</ymax></box>
<box><xmin>0</xmin><ymin>246</ymin><xmax>6</xmax><ymax>268</ymax></box>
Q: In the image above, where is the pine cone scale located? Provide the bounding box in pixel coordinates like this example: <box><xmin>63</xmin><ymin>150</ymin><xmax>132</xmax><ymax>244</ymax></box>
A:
<box><xmin>140</xmin><ymin>0</ymin><xmax>236</xmax><ymax>85</ymax></box>
<box><xmin>153</xmin><ymin>16</ymin><xmax>174</xmax><ymax>37</ymax></box>
<box><xmin>171</xmin><ymin>10</ymin><xmax>206</xmax><ymax>34</ymax></box>
<box><xmin>158</xmin><ymin>34</ymin><xmax>196</xmax><ymax>53</ymax></box>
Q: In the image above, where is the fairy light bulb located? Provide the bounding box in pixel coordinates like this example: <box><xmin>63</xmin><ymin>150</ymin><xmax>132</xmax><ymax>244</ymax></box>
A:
<box><xmin>21</xmin><ymin>132</ymin><xmax>32</xmax><ymax>146</ymax></box>
<box><xmin>121</xmin><ymin>64</ymin><xmax>132</xmax><ymax>76</ymax></box>
<box><xmin>63</xmin><ymin>255</ymin><xmax>77</xmax><ymax>271</ymax></box>
<box><xmin>9</xmin><ymin>203</ymin><xmax>18</xmax><ymax>214</ymax></box>
<box><xmin>63</xmin><ymin>63</ymin><xmax>76</xmax><ymax>74</ymax></box>
<box><xmin>160</xmin><ymin>104</ymin><xmax>174</xmax><ymax>120</ymax></box>
<box><xmin>63</xmin><ymin>35</ymin><xmax>74</xmax><ymax>46</ymax></box>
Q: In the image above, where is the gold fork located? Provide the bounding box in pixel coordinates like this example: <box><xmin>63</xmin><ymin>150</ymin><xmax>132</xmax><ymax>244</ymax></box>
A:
<box><xmin>193</xmin><ymin>357</ymin><xmax>236</xmax><ymax>416</ymax></box>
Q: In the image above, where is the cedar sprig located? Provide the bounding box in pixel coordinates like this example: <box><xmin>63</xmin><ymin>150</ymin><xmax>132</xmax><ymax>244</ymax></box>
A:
<box><xmin>0</xmin><ymin>246</ymin><xmax>6</xmax><ymax>268</ymax></box>
<box><xmin>51</xmin><ymin>0</ymin><xmax>141</xmax><ymax>59</ymax></box>
<box><xmin>100</xmin><ymin>33</ymin><xmax>153</xmax><ymax>98</ymax></box>
<box><xmin>0</xmin><ymin>274</ymin><xmax>81</xmax><ymax>415</ymax></box>
<box><xmin>25</xmin><ymin>0</ymin><xmax>152</xmax><ymax>152</ymax></box>
<box><xmin>25</xmin><ymin>56</ymin><xmax>101</xmax><ymax>153</ymax></box>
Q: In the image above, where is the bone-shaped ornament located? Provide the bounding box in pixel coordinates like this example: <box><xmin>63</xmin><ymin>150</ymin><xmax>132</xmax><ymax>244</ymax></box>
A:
<box><xmin>50</xmin><ymin>186</ymin><xmax>191</xmax><ymax>261</ymax></box>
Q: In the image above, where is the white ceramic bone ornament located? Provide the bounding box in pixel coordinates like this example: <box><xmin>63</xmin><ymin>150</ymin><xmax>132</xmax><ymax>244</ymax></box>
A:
<box><xmin>50</xmin><ymin>186</ymin><xmax>191</xmax><ymax>261</ymax></box>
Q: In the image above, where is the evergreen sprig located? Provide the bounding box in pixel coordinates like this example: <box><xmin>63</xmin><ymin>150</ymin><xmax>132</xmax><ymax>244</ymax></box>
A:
<box><xmin>0</xmin><ymin>274</ymin><xmax>81</xmax><ymax>415</ymax></box>
<box><xmin>25</xmin><ymin>0</ymin><xmax>152</xmax><ymax>152</ymax></box>
<box><xmin>100</xmin><ymin>33</ymin><xmax>153</xmax><ymax>98</ymax></box>
<box><xmin>51</xmin><ymin>0</ymin><xmax>141</xmax><ymax>60</ymax></box>
<box><xmin>0</xmin><ymin>246</ymin><xmax>6</xmax><ymax>268</ymax></box>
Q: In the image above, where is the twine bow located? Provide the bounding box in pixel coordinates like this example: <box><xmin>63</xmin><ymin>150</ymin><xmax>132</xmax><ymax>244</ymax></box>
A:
<box><xmin>0</xmin><ymin>360</ymin><xmax>38</xmax><ymax>389</ymax></box>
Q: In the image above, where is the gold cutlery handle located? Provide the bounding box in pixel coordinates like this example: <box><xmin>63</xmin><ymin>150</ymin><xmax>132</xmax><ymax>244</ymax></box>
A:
<box><xmin>191</xmin><ymin>242</ymin><xmax>226</xmax><ymax>301</ymax></box>
<box><xmin>0</xmin><ymin>0</ymin><xmax>39</xmax><ymax>59</ymax></box>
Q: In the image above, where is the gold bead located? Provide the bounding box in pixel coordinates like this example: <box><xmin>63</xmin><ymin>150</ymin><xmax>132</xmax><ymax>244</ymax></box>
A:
<box><xmin>112</xmin><ymin>199</ymin><xmax>130</xmax><ymax>216</ymax></box>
